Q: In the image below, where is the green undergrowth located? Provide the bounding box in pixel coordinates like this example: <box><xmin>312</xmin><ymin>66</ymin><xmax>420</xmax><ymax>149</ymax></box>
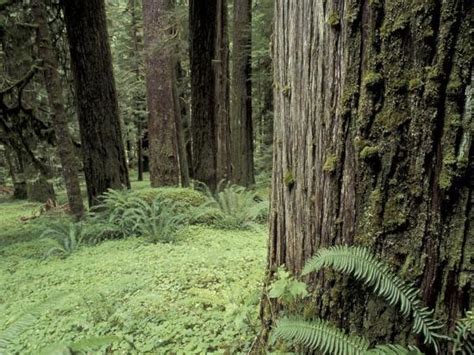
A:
<box><xmin>0</xmin><ymin>182</ymin><xmax>268</xmax><ymax>353</ymax></box>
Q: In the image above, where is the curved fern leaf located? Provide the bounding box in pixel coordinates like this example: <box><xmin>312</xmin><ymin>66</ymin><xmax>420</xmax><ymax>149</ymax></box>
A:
<box><xmin>452</xmin><ymin>310</ymin><xmax>474</xmax><ymax>354</ymax></box>
<box><xmin>69</xmin><ymin>335</ymin><xmax>120</xmax><ymax>352</ymax></box>
<box><xmin>272</xmin><ymin>317</ymin><xmax>370</xmax><ymax>355</ymax></box>
<box><xmin>38</xmin><ymin>335</ymin><xmax>120</xmax><ymax>355</ymax></box>
<box><xmin>365</xmin><ymin>344</ymin><xmax>422</xmax><ymax>354</ymax></box>
<box><xmin>302</xmin><ymin>246</ymin><xmax>443</xmax><ymax>350</ymax></box>
<box><xmin>0</xmin><ymin>294</ymin><xmax>69</xmax><ymax>352</ymax></box>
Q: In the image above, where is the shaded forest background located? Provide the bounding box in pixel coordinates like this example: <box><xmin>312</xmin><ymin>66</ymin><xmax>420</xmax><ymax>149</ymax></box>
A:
<box><xmin>0</xmin><ymin>0</ymin><xmax>274</xmax><ymax>205</ymax></box>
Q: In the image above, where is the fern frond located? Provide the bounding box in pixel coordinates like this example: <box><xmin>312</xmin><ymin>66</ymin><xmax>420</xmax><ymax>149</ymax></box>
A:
<box><xmin>365</xmin><ymin>344</ymin><xmax>422</xmax><ymax>354</ymax></box>
<box><xmin>38</xmin><ymin>335</ymin><xmax>120</xmax><ymax>355</ymax></box>
<box><xmin>302</xmin><ymin>246</ymin><xmax>443</xmax><ymax>350</ymax></box>
<box><xmin>69</xmin><ymin>335</ymin><xmax>120</xmax><ymax>352</ymax></box>
<box><xmin>452</xmin><ymin>310</ymin><xmax>474</xmax><ymax>354</ymax></box>
<box><xmin>0</xmin><ymin>314</ymin><xmax>36</xmax><ymax>351</ymax></box>
<box><xmin>0</xmin><ymin>295</ymin><xmax>69</xmax><ymax>352</ymax></box>
<box><xmin>272</xmin><ymin>317</ymin><xmax>370</xmax><ymax>354</ymax></box>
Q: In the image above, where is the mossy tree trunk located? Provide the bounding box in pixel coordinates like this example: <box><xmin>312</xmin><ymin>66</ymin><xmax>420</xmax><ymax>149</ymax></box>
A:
<box><xmin>32</xmin><ymin>0</ymin><xmax>84</xmax><ymax>218</ymax></box>
<box><xmin>261</xmin><ymin>0</ymin><xmax>472</xmax><ymax>352</ymax></box>
<box><xmin>63</xmin><ymin>0</ymin><xmax>130</xmax><ymax>207</ymax></box>
<box><xmin>231</xmin><ymin>0</ymin><xmax>254</xmax><ymax>186</ymax></box>
<box><xmin>143</xmin><ymin>0</ymin><xmax>185</xmax><ymax>187</ymax></box>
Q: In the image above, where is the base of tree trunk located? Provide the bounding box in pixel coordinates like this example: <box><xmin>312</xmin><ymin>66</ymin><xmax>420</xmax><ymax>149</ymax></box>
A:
<box><xmin>13</xmin><ymin>182</ymin><xmax>27</xmax><ymax>200</ymax></box>
<box><xmin>27</xmin><ymin>177</ymin><xmax>56</xmax><ymax>202</ymax></box>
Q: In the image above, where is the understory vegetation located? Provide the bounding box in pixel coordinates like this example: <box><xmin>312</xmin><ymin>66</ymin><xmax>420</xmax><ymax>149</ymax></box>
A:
<box><xmin>0</xmin><ymin>179</ymin><xmax>267</xmax><ymax>354</ymax></box>
<box><xmin>269</xmin><ymin>247</ymin><xmax>473</xmax><ymax>354</ymax></box>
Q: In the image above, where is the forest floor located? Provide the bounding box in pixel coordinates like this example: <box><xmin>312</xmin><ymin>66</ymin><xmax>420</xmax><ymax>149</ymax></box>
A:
<box><xmin>0</xmin><ymin>179</ymin><xmax>267</xmax><ymax>354</ymax></box>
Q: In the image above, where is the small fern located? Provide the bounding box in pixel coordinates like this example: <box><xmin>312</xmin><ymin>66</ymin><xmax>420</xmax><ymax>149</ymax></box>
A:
<box><xmin>199</xmin><ymin>182</ymin><xmax>268</xmax><ymax>229</ymax></box>
<box><xmin>39</xmin><ymin>335</ymin><xmax>121</xmax><ymax>354</ymax></box>
<box><xmin>0</xmin><ymin>295</ymin><xmax>68</xmax><ymax>353</ymax></box>
<box><xmin>272</xmin><ymin>317</ymin><xmax>370</xmax><ymax>354</ymax></box>
<box><xmin>302</xmin><ymin>246</ymin><xmax>444</xmax><ymax>350</ymax></box>
<box><xmin>452</xmin><ymin>310</ymin><xmax>474</xmax><ymax>354</ymax></box>
<box><xmin>41</xmin><ymin>223</ymin><xmax>84</xmax><ymax>258</ymax></box>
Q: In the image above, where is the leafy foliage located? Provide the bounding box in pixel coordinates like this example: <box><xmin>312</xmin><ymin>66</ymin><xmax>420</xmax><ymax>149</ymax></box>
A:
<box><xmin>272</xmin><ymin>317</ymin><xmax>370</xmax><ymax>355</ymax></box>
<box><xmin>122</xmin><ymin>197</ymin><xmax>186</xmax><ymax>243</ymax></box>
<box><xmin>366</xmin><ymin>344</ymin><xmax>422</xmax><ymax>354</ymax></box>
<box><xmin>39</xmin><ymin>335</ymin><xmax>121</xmax><ymax>355</ymax></box>
<box><xmin>272</xmin><ymin>316</ymin><xmax>422</xmax><ymax>354</ymax></box>
<box><xmin>452</xmin><ymin>310</ymin><xmax>474</xmax><ymax>354</ymax></box>
<box><xmin>89</xmin><ymin>189</ymin><xmax>139</xmax><ymax>238</ymax></box>
<box><xmin>41</xmin><ymin>222</ymin><xmax>84</xmax><ymax>258</ymax></box>
<box><xmin>89</xmin><ymin>189</ymin><xmax>189</xmax><ymax>243</ymax></box>
<box><xmin>199</xmin><ymin>183</ymin><xmax>268</xmax><ymax>229</ymax></box>
<box><xmin>268</xmin><ymin>267</ymin><xmax>308</xmax><ymax>303</ymax></box>
<box><xmin>303</xmin><ymin>245</ymin><xmax>444</xmax><ymax>350</ymax></box>
<box><xmin>0</xmin><ymin>295</ymin><xmax>68</xmax><ymax>353</ymax></box>
<box><xmin>1</xmin><ymin>203</ymin><xmax>266</xmax><ymax>354</ymax></box>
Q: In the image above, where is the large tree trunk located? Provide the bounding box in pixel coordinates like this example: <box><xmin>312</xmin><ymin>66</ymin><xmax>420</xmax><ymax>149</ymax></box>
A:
<box><xmin>189</xmin><ymin>0</ymin><xmax>217</xmax><ymax>189</ymax></box>
<box><xmin>262</xmin><ymin>0</ymin><xmax>472</xmax><ymax>352</ymax></box>
<box><xmin>231</xmin><ymin>0</ymin><xmax>254</xmax><ymax>186</ymax></box>
<box><xmin>143</xmin><ymin>0</ymin><xmax>183</xmax><ymax>187</ymax></box>
<box><xmin>32</xmin><ymin>0</ymin><xmax>84</xmax><ymax>218</ymax></box>
<box><xmin>63</xmin><ymin>0</ymin><xmax>130</xmax><ymax>207</ymax></box>
<box><xmin>189</xmin><ymin>0</ymin><xmax>231</xmax><ymax>190</ymax></box>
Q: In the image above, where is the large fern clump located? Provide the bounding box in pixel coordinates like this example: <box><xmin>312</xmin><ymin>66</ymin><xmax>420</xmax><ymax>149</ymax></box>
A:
<box><xmin>122</xmin><ymin>197</ymin><xmax>186</xmax><ymax>243</ymax></box>
<box><xmin>302</xmin><ymin>245</ymin><xmax>444</xmax><ymax>350</ymax></box>
<box><xmin>198</xmin><ymin>183</ymin><xmax>268</xmax><ymax>229</ymax></box>
<box><xmin>87</xmin><ymin>189</ymin><xmax>187</xmax><ymax>243</ymax></box>
<box><xmin>88</xmin><ymin>189</ymin><xmax>141</xmax><ymax>239</ymax></box>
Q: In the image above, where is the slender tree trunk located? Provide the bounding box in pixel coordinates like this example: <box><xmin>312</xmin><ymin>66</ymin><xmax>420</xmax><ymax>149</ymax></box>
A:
<box><xmin>63</xmin><ymin>0</ymin><xmax>130</xmax><ymax>207</ymax></box>
<box><xmin>260</xmin><ymin>0</ymin><xmax>472</xmax><ymax>352</ymax></box>
<box><xmin>231</xmin><ymin>0</ymin><xmax>254</xmax><ymax>186</ymax></box>
<box><xmin>32</xmin><ymin>0</ymin><xmax>84</xmax><ymax>218</ymax></box>
<box><xmin>143</xmin><ymin>0</ymin><xmax>183</xmax><ymax>187</ymax></box>
<box><xmin>173</xmin><ymin>69</ymin><xmax>190</xmax><ymax>187</ymax></box>
<box><xmin>214</xmin><ymin>0</ymin><xmax>232</xmax><ymax>184</ymax></box>
<box><xmin>177</xmin><ymin>61</ymin><xmax>194</xmax><ymax>180</ymax></box>
<box><xmin>129</xmin><ymin>0</ymin><xmax>144</xmax><ymax>182</ymax></box>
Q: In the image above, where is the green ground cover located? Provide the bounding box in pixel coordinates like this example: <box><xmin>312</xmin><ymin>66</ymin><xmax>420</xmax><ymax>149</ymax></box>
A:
<box><xmin>0</xmin><ymin>180</ymin><xmax>267</xmax><ymax>354</ymax></box>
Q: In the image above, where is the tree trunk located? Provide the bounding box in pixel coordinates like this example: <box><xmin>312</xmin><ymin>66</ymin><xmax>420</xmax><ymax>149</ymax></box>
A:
<box><xmin>231</xmin><ymin>0</ymin><xmax>254</xmax><ymax>186</ymax></box>
<box><xmin>32</xmin><ymin>0</ymin><xmax>84</xmax><ymax>218</ymax></box>
<box><xmin>173</xmin><ymin>67</ymin><xmax>190</xmax><ymax>187</ymax></box>
<box><xmin>214</xmin><ymin>0</ymin><xmax>232</xmax><ymax>184</ymax></box>
<box><xmin>189</xmin><ymin>0</ymin><xmax>231</xmax><ymax>190</ymax></box>
<box><xmin>177</xmin><ymin>61</ymin><xmax>194</xmax><ymax>181</ymax></box>
<box><xmin>129</xmin><ymin>0</ymin><xmax>144</xmax><ymax>182</ymax></box>
<box><xmin>63</xmin><ymin>0</ymin><xmax>130</xmax><ymax>207</ymax></box>
<box><xmin>143</xmin><ymin>0</ymin><xmax>182</xmax><ymax>187</ymax></box>
<box><xmin>261</xmin><ymin>0</ymin><xmax>472</xmax><ymax>352</ymax></box>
